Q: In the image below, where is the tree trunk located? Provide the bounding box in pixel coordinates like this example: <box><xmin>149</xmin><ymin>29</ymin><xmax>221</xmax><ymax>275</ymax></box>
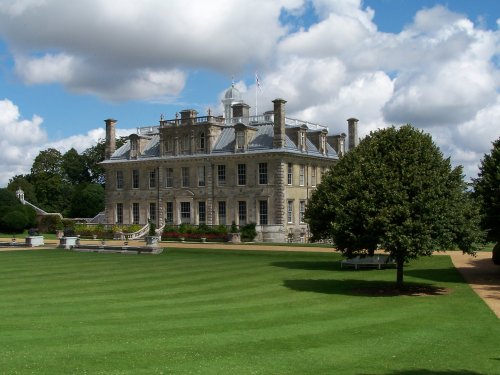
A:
<box><xmin>396</xmin><ymin>258</ymin><xmax>404</xmax><ymax>290</ymax></box>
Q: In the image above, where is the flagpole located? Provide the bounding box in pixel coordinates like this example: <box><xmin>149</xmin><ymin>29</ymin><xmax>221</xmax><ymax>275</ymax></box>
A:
<box><xmin>255</xmin><ymin>73</ymin><xmax>258</xmax><ymax>116</ymax></box>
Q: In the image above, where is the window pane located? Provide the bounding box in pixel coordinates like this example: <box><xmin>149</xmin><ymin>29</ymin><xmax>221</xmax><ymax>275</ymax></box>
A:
<box><xmin>218</xmin><ymin>201</ymin><xmax>226</xmax><ymax>225</ymax></box>
<box><xmin>132</xmin><ymin>203</ymin><xmax>140</xmax><ymax>224</ymax></box>
<box><xmin>218</xmin><ymin>165</ymin><xmax>226</xmax><ymax>186</ymax></box>
<box><xmin>149</xmin><ymin>202</ymin><xmax>156</xmax><ymax>222</ymax></box>
<box><xmin>237</xmin><ymin>132</ymin><xmax>245</xmax><ymax>149</ymax></box>
<box><xmin>300</xmin><ymin>201</ymin><xmax>306</xmax><ymax>223</ymax></box>
<box><xmin>180</xmin><ymin>202</ymin><xmax>191</xmax><ymax>224</ymax></box>
<box><xmin>182</xmin><ymin>167</ymin><xmax>190</xmax><ymax>187</ymax></box>
<box><xmin>259</xmin><ymin>163</ymin><xmax>268</xmax><ymax>185</ymax></box>
<box><xmin>287</xmin><ymin>200</ymin><xmax>293</xmax><ymax>223</ymax></box>
<box><xmin>116</xmin><ymin>171</ymin><xmax>124</xmax><ymax>189</ymax></box>
<box><xmin>116</xmin><ymin>203</ymin><xmax>123</xmax><ymax>224</ymax></box>
<box><xmin>238</xmin><ymin>201</ymin><xmax>247</xmax><ymax>225</ymax></box>
<box><xmin>198</xmin><ymin>166</ymin><xmax>205</xmax><ymax>187</ymax></box>
<box><xmin>199</xmin><ymin>132</ymin><xmax>205</xmax><ymax>150</ymax></box>
<box><xmin>259</xmin><ymin>200</ymin><xmax>268</xmax><ymax>225</ymax></box>
<box><xmin>165</xmin><ymin>168</ymin><xmax>173</xmax><ymax>188</ymax></box>
<box><xmin>199</xmin><ymin>202</ymin><xmax>206</xmax><ymax>224</ymax></box>
<box><xmin>132</xmin><ymin>170</ymin><xmax>139</xmax><ymax>189</ymax></box>
<box><xmin>166</xmin><ymin>202</ymin><xmax>173</xmax><ymax>224</ymax></box>
<box><xmin>287</xmin><ymin>163</ymin><xmax>292</xmax><ymax>185</ymax></box>
<box><xmin>149</xmin><ymin>169</ymin><xmax>157</xmax><ymax>188</ymax></box>
<box><xmin>237</xmin><ymin>164</ymin><xmax>246</xmax><ymax>185</ymax></box>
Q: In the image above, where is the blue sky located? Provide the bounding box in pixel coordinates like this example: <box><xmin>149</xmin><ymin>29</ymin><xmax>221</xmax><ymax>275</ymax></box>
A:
<box><xmin>0</xmin><ymin>0</ymin><xmax>499</xmax><ymax>186</ymax></box>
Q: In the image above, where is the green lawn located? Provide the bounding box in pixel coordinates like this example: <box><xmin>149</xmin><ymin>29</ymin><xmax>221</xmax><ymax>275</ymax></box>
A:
<box><xmin>0</xmin><ymin>248</ymin><xmax>498</xmax><ymax>375</ymax></box>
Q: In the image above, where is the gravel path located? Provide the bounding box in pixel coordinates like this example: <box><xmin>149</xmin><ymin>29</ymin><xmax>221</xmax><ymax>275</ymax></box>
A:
<box><xmin>446</xmin><ymin>251</ymin><xmax>500</xmax><ymax>318</ymax></box>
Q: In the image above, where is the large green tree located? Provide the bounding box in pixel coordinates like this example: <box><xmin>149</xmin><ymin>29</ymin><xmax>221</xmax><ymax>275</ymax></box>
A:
<box><xmin>6</xmin><ymin>174</ymin><xmax>38</xmax><ymax>204</ymax></box>
<box><xmin>0</xmin><ymin>188</ymin><xmax>36</xmax><ymax>234</ymax></box>
<box><xmin>82</xmin><ymin>137</ymin><xmax>126</xmax><ymax>185</ymax></box>
<box><xmin>306</xmin><ymin>125</ymin><xmax>483</xmax><ymax>288</ymax></box>
<box><xmin>31</xmin><ymin>148</ymin><xmax>64</xmax><ymax>176</ymax></box>
<box><xmin>473</xmin><ymin>137</ymin><xmax>500</xmax><ymax>243</ymax></box>
<box><xmin>62</xmin><ymin>148</ymin><xmax>91</xmax><ymax>184</ymax></box>
<box><xmin>29</xmin><ymin>148</ymin><xmax>72</xmax><ymax>214</ymax></box>
<box><xmin>68</xmin><ymin>183</ymin><xmax>104</xmax><ymax>218</ymax></box>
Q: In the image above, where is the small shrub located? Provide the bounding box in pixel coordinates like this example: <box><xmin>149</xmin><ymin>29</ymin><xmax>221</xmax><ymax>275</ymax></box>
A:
<box><xmin>39</xmin><ymin>215</ymin><xmax>63</xmax><ymax>234</ymax></box>
<box><xmin>1</xmin><ymin>210</ymin><xmax>28</xmax><ymax>234</ymax></box>
<box><xmin>149</xmin><ymin>221</ymin><xmax>156</xmax><ymax>236</ymax></box>
<box><xmin>240</xmin><ymin>223</ymin><xmax>257</xmax><ymax>242</ymax></box>
<box><xmin>230</xmin><ymin>221</ymin><xmax>239</xmax><ymax>233</ymax></box>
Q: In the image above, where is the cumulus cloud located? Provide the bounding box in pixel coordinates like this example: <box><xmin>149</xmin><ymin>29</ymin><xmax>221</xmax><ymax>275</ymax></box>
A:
<box><xmin>0</xmin><ymin>0</ymin><xmax>499</xmax><ymax>183</ymax></box>
<box><xmin>0</xmin><ymin>99</ymin><xmax>47</xmax><ymax>185</ymax></box>
<box><xmin>0</xmin><ymin>98</ymin><xmax>137</xmax><ymax>186</ymax></box>
<box><xmin>236</xmin><ymin>2</ymin><xmax>499</xmax><ymax>181</ymax></box>
<box><xmin>0</xmin><ymin>0</ymin><xmax>301</xmax><ymax>101</ymax></box>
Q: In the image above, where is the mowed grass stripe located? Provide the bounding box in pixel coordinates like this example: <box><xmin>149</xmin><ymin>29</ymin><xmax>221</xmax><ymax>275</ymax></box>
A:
<box><xmin>0</xmin><ymin>248</ymin><xmax>498</xmax><ymax>375</ymax></box>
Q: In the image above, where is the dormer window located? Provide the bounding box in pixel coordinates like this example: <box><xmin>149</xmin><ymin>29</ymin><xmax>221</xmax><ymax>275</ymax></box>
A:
<box><xmin>234</xmin><ymin>123</ymin><xmax>257</xmax><ymax>152</ymax></box>
<box><xmin>130</xmin><ymin>137</ymin><xmax>138</xmax><ymax>158</ymax></box>
<box><xmin>236</xmin><ymin>131</ymin><xmax>245</xmax><ymax>150</ymax></box>
<box><xmin>165</xmin><ymin>137</ymin><xmax>172</xmax><ymax>152</ymax></box>
<box><xmin>299</xmin><ymin>131</ymin><xmax>306</xmax><ymax>151</ymax></box>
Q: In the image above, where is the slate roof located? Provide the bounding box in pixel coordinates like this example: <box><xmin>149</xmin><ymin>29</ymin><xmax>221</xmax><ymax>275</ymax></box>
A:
<box><xmin>110</xmin><ymin>123</ymin><xmax>338</xmax><ymax>160</ymax></box>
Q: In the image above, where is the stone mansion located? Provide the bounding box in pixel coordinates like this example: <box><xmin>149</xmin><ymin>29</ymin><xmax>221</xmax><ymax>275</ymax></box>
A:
<box><xmin>101</xmin><ymin>85</ymin><xmax>359</xmax><ymax>242</ymax></box>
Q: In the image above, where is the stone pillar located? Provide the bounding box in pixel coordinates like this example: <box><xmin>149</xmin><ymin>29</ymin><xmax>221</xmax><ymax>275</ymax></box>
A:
<box><xmin>274</xmin><ymin>160</ymin><xmax>285</xmax><ymax>225</ymax></box>
<box><xmin>347</xmin><ymin>118</ymin><xmax>359</xmax><ymax>151</ymax></box>
<box><xmin>273</xmin><ymin>99</ymin><xmax>287</xmax><ymax>148</ymax></box>
<box><xmin>105</xmin><ymin>119</ymin><xmax>117</xmax><ymax>160</ymax></box>
<box><xmin>328</xmin><ymin>133</ymin><xmax>346</xmax><ymax>157</ymax></box>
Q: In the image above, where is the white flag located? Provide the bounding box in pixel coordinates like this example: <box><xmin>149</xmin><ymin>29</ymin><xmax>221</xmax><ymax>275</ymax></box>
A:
<box><xmin>255</xmin><ymin>72</ymin><xmax>263</xmax><ymax>93</ymax></box>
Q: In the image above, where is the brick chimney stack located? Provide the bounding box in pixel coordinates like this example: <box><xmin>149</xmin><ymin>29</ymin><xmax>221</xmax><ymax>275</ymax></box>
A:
<box><xmin>273</xmin><ymin>98</ymin><xmax>287</xmax><ymax>148</ymax></box>
<box><xmin>105</xmin><ymin>118</ymin><xmax>117</xmax><ymax>160</ymax></box>
<box><xmin>347</xmin><ymin>118</ymin><xmax>359</xmax><ymax>151</ymax></box>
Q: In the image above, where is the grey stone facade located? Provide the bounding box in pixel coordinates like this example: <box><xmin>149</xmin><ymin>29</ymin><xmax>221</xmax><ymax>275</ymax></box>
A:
<box><xmin>101</xmin><ymin>89</ymin><xmax>357</xmax><ymax>242</ymax></box>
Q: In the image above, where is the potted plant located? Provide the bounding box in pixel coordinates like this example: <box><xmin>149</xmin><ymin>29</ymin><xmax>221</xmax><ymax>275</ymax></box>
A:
<box><xmin>228</xmin><ymin>221</ymin><xmax>241</xmax><ymax>243</ymax></box>
<box><xmin>145</xmin><ymin>220</ymin><xmax>159</xmax><ymax>247</ymax></box>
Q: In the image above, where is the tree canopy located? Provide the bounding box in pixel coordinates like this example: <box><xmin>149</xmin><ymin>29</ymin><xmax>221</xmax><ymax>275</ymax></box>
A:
<box><xmin>0</xmin><ymin>188</ymin><xmax>36</xmax><ymax>234</ymax></box>
<box><xmin>4</xmin><ymin>138</ymin><xmax>123</xmax><ymax>218</ymax></box>
<box><xmin>306</xmin><ymin>125</ymin><xmax>483</xmax><ymax>288</ymax></box>
<box><xmin>473</xmin><ymin>137</ymin><xmax>500</xmax><ymax>243</ymax></box>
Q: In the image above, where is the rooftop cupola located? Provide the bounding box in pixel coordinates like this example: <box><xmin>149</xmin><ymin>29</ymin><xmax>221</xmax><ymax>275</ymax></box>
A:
<box><xmin>222</xmin><ymin>81</ymin><xmax>243</xmax><ymax>122</ymax></box>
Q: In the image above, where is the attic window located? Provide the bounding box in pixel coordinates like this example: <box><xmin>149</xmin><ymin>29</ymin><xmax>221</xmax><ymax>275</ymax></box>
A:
<box><xmin>299</xmin><ymin>131</ymin><xmax>306</xmax><ymax>150</ymax></box>
<box><xmin>130</xmin><ymin>139</ymin><xmax>138</xmax><ymax>158</ymax></box>
<box><xmin>236</xmin><ymin>131</ymin><xmax>245</xmax><ymax>150</ymax></box>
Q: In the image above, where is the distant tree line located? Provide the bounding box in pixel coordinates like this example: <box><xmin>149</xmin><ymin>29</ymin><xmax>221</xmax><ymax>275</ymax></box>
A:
<box><xmin>5</xmin><ymin>138</ymin><xmax>124</xmax><ymax>219</ymax></box>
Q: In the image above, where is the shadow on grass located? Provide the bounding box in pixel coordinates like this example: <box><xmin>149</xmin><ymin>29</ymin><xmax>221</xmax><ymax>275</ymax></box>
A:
<box><xmin>271</xmin><ymin>261</ymin><xmax>340</xmax><ymax>271</ymax></box>
<box><xmin>283</xmin><ymin>279</ymin><xmax>449</xmax><ymax>297</ymax></box>
<box><xmin>371</xmin><ymin>370</ymin><xmax>485</xmax><ymax>375</ymax></box>
<box><xmin>404</xmin><ymin>267</ymin><xmax>465</xmax><ymax>284</ymax></box>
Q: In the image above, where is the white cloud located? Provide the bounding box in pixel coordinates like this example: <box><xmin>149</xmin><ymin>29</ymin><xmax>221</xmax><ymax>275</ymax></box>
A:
<box><xmin>0</xmin><ymin>98</ymin><xmax>138</xmax><ymax>187</ymax></box>
<box><xmin>0</xmin><ymin>99</ymin><xmax>47</xmax><ymax>186</ymax></box>
<box><xmin>15</xmin><ymin>53</ymin><xmax>75</xmax><ymax>84</ymax></box>
<box><xmin>0</xmin><ymin>1</ymin><xmax>499</xmax><ymax>184</ymax></box>
<box><xmin>0</xmin><ymin>0</ymin><xmax>301</xmax><ymax>101</ymax></box>
<box><xmin>261</xmin><ymin>3</ymin><xmax>499</xmax><ymax>181</ymax></box>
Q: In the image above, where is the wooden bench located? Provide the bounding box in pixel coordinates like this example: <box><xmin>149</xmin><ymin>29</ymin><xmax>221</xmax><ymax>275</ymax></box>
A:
<box><xmin>71</xmin><ymin>244</ymin><xmax>163</xmax><ymax>255</ymax></box>
<box><xmin>341</xmin><ymin>255</ymin><xmax>396</xmax><ymax>270</ymax></box>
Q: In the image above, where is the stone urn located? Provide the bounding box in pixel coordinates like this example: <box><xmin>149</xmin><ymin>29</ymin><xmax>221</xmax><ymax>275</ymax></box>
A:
<box><xmin>145</xmin><ymin>236</ymin><xmax>159</xmax><ymax>247</ymax></box>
